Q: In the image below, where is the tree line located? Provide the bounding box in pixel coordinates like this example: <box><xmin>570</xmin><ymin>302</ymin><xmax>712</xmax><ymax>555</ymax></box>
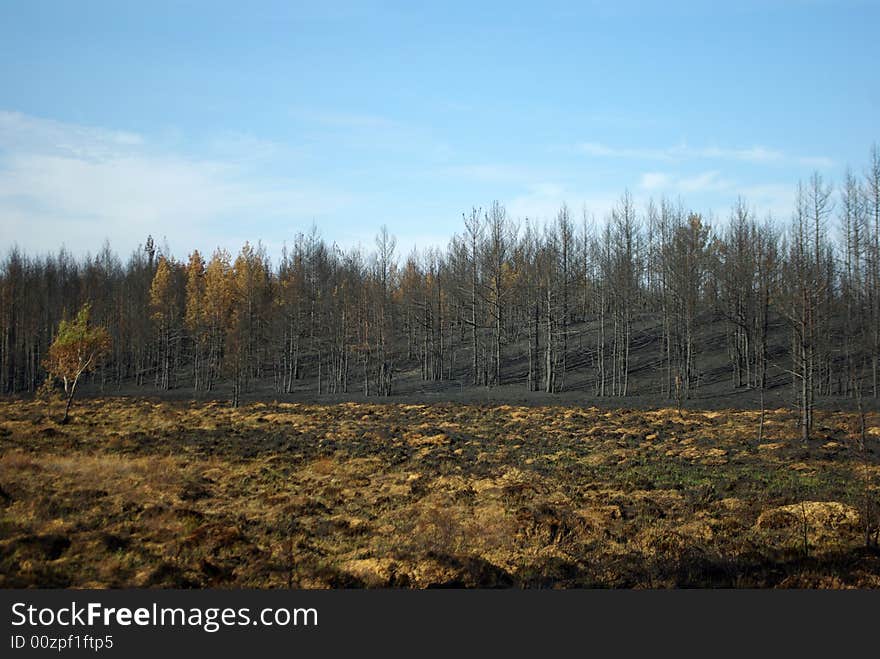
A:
<box><xmin>2</xmin><ymin>146</ymin><xmax>879</xmax><ymax>439</ymax></box>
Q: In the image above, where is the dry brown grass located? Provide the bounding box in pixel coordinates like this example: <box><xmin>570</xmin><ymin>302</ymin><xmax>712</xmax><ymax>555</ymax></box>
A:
<box><xmin>1</xmin><ymin>397</ymin><xmax>879</xmax><ymax>588</ymax></box>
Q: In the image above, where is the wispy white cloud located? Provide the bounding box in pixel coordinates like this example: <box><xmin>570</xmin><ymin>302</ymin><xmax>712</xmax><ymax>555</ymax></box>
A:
<box><xmin>638</xmin><ymin>170</ymin><xmax>734</xmax><ymax>194</ymax></box>
<box><xmin>676</xmin><ymin>171</ymin><xmax>734</xmax><ymax>193</ymax></box>
<box><xmin>738</xmin><ymin>183</ymin><xmax>797</xmax><ymax>220</ymax></box>
<box><xmin>579</xmin><ymin>140</ymin><xmax>833</xmax><ymax>168</ymax></box>
<box><xmin>636</xmin><ymin>167</ymin><xmax>798</xmax><ymax>221</ymax></box>
<box><xmin>694</xmin><ymin>145</ymin><xmax>784</xmax><ymax>163</ymax></box>
<box><xmin>638</xmin><ymin>172</ymin><xmax>672</xmax><ymax>190</ymax></box>
<box><xmin>0</xmin><ymin>111</ymin><xmax>351</xmax><ymax>258</ymax></box>
<box><xmin>506</xmin><ymin>182</ymin><xmax>618</xmax><ymax>223</ymax></box>
<box><xmin>0</xmin><ymin>111</ymin><xmax>144</xmax><ymax>161</ymax></box>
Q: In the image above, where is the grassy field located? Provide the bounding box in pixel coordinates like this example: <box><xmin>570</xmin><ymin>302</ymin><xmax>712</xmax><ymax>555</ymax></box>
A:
<box><xmin>1</xmin><ymin>396</ymin><xmax>879</xmax><ymax>588</ymax></box>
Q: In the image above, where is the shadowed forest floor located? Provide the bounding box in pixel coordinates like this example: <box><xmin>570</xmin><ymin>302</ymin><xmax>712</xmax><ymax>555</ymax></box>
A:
<box><xmin>1</xmin><ymin>397</ymin><xmax>879</xmax><ymax>588</ymax></box>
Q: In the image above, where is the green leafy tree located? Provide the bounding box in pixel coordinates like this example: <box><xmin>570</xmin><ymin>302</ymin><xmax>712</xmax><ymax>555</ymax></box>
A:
<box><xmin>42</xmin><ymin>303</ymin><xmax>111</xmax><ymax>423</ymax></box>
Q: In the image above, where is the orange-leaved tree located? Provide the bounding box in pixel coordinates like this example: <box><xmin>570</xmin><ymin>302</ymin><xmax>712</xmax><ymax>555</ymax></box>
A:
<box><xmin>43</xmin><ymin>303</ymin><xmax>111</xmax><ymax>423</ymax></box>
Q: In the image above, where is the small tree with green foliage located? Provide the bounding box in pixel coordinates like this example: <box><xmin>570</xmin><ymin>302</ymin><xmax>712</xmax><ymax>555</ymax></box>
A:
<box><xmin>42</xmin><ymin>304</ymin><xmax>111</xmax><ymax>423</ymax></box>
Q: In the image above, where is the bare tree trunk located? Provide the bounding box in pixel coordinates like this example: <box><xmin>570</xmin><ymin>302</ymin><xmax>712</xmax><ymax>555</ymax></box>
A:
<box><xmin>544</xmin><ymin>287</ymin><xmax>553</xmax><ymax>393</ymax></box>
<box><xmin>61</xmin><ymin>376</ymin><xmax>78</xmax><ymax>424</ymax></box>
<box><xmin>757</xmin><ymin>384</ymin><xmax>765</xmax><ymax>446</ymax></box>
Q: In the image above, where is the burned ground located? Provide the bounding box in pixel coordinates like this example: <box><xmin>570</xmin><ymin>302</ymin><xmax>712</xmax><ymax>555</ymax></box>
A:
<box><xmin>1</xmin><ymin>397</ymin><xmax>879</xmax><ymax>588</ymax></box>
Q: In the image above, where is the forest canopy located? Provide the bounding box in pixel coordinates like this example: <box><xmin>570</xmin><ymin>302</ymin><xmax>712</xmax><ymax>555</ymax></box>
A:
<box><xmin>2</xmin><ymin>146</ymin><xmax>879</xmax><ymax>440</ymax></box>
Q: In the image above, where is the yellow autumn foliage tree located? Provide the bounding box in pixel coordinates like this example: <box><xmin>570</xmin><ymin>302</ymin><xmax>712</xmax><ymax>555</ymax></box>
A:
<box><xmin>42</xmin><ymin>303</ymin><xmax>111</xmax><ymax>423</ymax></box>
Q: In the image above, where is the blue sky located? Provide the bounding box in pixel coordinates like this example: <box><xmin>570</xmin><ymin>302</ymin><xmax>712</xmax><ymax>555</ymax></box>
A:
<box><xmin>1</xmin><ymin>1</ymin><xmax>877</xmax><ymax>260</ymax></box>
